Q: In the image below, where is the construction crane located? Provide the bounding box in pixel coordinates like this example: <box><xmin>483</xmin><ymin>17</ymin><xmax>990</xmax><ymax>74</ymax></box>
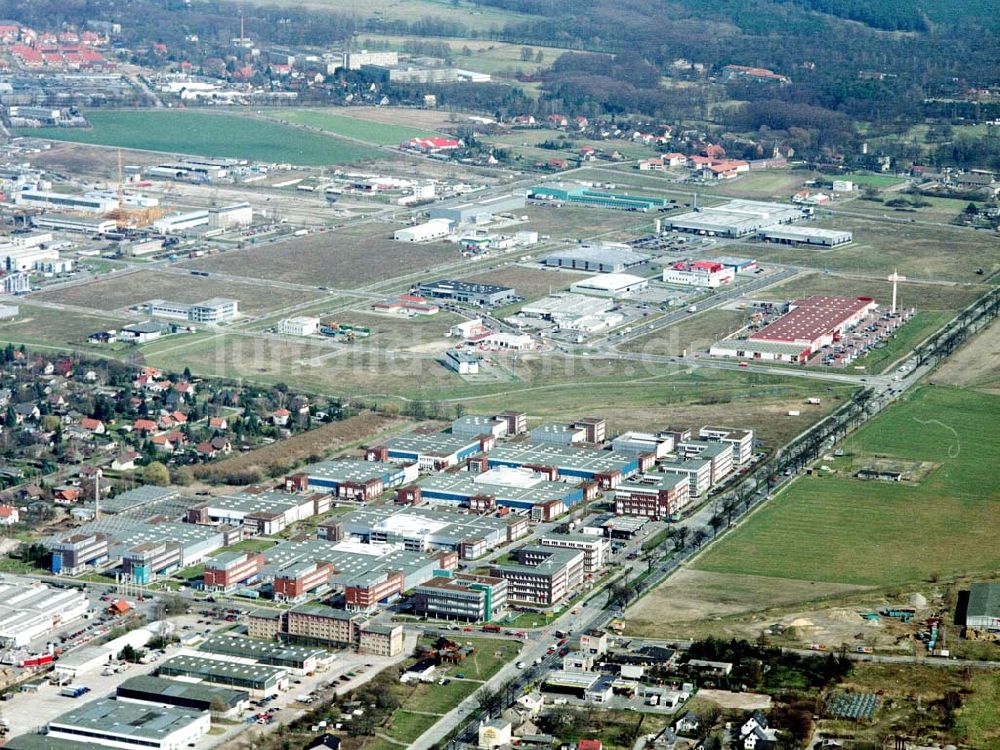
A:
<box><xmin>105</xmin><ymin>148</ymin><xmax>163</xmax><ymax>230</ymax></box>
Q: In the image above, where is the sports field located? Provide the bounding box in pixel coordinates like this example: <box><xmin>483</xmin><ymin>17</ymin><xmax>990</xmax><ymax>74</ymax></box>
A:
<box><xmin>269</xmin><ymin>109</ymin><xmax>440</xmax><ymax>146</ymax></box>
<box><xmin>16</xmin><ymin>110</ymin><xmax>384</xmax><ymax>166</ymax></box>
<box><xmin>694</xmin><ymin>385</ymin><xmax>1000</xmax><ymax>587</ymax></box>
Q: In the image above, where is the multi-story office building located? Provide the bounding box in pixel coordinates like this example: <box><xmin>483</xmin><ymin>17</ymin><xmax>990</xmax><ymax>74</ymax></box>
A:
<box><xmin>50</xmin><ymin>533</ymin><xmax>109</xmax><ymax>575</ymax></box>
<box><xmin>490</xmin><ymin>546</ymin><xmax>585</xmax><ymax>606</ymax></box>
<box><xmin>538</xmin><ymin>533</ymin><xmax>609</xmax><ymax>575</ymax></box>
<box><xmin>412</xmin><ymin>573</ymin><xmax>508</xmax><ymax>622</ymax></box>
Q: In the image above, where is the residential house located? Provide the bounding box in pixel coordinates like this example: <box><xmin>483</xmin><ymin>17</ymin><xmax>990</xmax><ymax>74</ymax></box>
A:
<box><xmin>80</xmin><ymin>417</ymin><xmax>105</xmax><ymax>434</ymax></box>
<box><xmin>0</xmin><ymin>504</ymin><xmax>19</xmax><ymax>525</ymax></box>
<box><xmin>151</xmin><ymin>434</ymin><xmax>176</xmax><ymax>453</ymax></box>
<box><xmin>674</xmin><ymin>711</ymin><xmax>699</xmax><ymax>734</ymax></box>
<box><xmin>739</xmin><ymin>710</ymin><xmax>777</xmax><ymax>750</ymax></box>
<box><xmin>111</xmin><ymin>450</ymin><xmax>139</xmax><ymax>471</ymax></box>
<box><xmin>209</xmin><ymin>416</ymin><xmax>228</xmax><ymax>430</ymax></box>
<box><xmin>272</xmin><ymin>408</ymin><xmax>291</xmax><ymax>426</ymax></box>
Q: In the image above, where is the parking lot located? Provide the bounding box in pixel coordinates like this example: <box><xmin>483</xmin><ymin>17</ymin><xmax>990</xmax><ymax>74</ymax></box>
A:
<box><xmin>804</xmin><ymin>308</ymin><xmax>915</xmax><ymax>368</ymax></box>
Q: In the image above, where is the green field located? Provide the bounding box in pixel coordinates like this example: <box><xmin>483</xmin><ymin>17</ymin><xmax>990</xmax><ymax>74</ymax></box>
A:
<box><xmin>269</xmin><ymin>109</ymin><xmax>439</xmax><ymax>146</ymax></box>
<box><xmin>694</xmin><ymin>385</ymin><xmax>1000</xmax><ymax>586</ymax></box>
<box><xmin>16</xmin><ymin>110</ymin><xmax>384</xmax><ymax>166</ymax></box>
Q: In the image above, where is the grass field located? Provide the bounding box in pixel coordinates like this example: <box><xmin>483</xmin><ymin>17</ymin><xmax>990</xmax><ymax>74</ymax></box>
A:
<box><xmin>694</xmin><ymin>385</ymin><xmax>1000</xmax><ymax>586</ymax></box>
<box><xmin>177</xmin><ymin>225</ymin><xmax>458</xmax><ymax>289</ymax></box>
<box><xmin>33</xmin><ymin>269</ymin><xmax>325</xmax><ymax>315</ymax></box>
<box><xmin>707</xmin><ymin>169</ymin><xmax>822</xmax><ymax>200</ymax></box>
<box><xmin>16</xmin><ymin>110</ymin><xmax>384</xmax><ymax>166</ymax></box>
<box><xmin>756</xmin><ymin>272</ymin><xmax>985</xmax><ymax>313</ymax></box>
<box><xmin>0</xmin><ymin>302</ymin><xmax>128</xmax><ymax>350</ymax></box>
<box><xmin>268</xmin><ymin>109</ymin><xmax>440</xmax><ymax>146</ymax></box>
<box><xmin>461</xmin><ymin>264</ymin><xmax>589</xmax><ymax>303</ymax></box>
<box><xmin>518</xmin><ymin>205</ymin><xmax>653</xmax><ymax>241</ymax></box>
<box><xmin>843</xmin><ymin>172</ymin><xmax>908</xmax><ymax>188</ymax></box>
<box><xmin>622</xmin><ymin>309</ymin><xmax>747</xmax><ymax>356</ymax></box>
<box><xmin>243</xmin><ymin>0</ymin><xmax>534</xmax><ymax>31</ymax></box>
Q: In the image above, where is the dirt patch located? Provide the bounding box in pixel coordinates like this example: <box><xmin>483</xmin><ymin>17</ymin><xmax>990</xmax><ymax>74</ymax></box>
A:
<box><xmin>27</xmin><ymin>141</ymin><xmax>164</xmax><ymax>177</ymax></box>
<box><xmin>331</xmin><ymin>106</ymin><xmax>458</xmax><ymax>131</ymax></box>
<box><xmin>695</xmin><ymin>689</ymin><xmax>772</xmax><ymax>711</ymax></box>
<box><xmin>626</xmin><ymin>568</ymin><xmax>871</xmax><ymax>637</ymax></box>
<box><xmin>932</xmin><ymin>315</ymin><xmax>1000</xmax><ymax>393</ymax></box>
<box><xmin>462</xmin><ymin>265</ymin><xmax>589</xmax><ymax>303</ymax></box>
<box><xmin>193</xmin><ymin>411</ymin><xmax>408</xmax><ymax>483</ymax></box>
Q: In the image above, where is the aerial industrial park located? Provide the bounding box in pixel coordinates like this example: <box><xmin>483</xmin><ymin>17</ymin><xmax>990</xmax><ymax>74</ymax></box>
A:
<box><xmin>0</xmin><ymin>3</ymin><xmax>995</xmax><ymax>750</ymax></box>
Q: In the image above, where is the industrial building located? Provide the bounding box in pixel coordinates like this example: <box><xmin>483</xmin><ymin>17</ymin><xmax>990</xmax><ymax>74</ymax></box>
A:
<box><xmin>614</xmin><ymin>472</ymin><xmax>691</xmax><ymax>520</ymax></box>
<box><xmin>45</xmin><ymin>698</ymin><xmax>210</xmax><ymax>750</ymax></box>
<box><xmin>0</xmin><ymin>580</ymin><xmax>89</xmax><ymax>647</ymax></box>
<box><xmin>570</xmin><ymin>273</ymin><xmax>649</xmax><ymax>298</ymax></box>
<box><xmin>209</xmin><ymin>202</ymin><xmax>253</xmax><ymax>229</ymax></box>
<box><xmin>148</xmin><ymin>297</ymin><xmax>239</xmax><ymax>323</ymax></box>
<box><xmin>413</xmin><ymin>572</ymin><xmax>509</xmax><ymax>622</ymax></box>
<box><xmin>416</xmin><ymin>279</ymin><xmax>518</xmax><ymax>307</ymax></box>
<box><xmin>486</xmin><ymin>442</ymin><xmax>649</xmax><ymax>488</ymax></box>
<box><xmin>611</xmin><ymin>431</ymin><xmax>675</xmax><ymax>459</ymax></box>
<box><xmin>15</xmin><ymin>189</ymin><xmax>119</xmax><ymax>214</ymax></box>
<box><xmin>153</xmin><ymin>210</ymin><xmax>210</xmax><ymax>234</ymax></box>
<box><xmin>32</xmin><ymin>213</ymin><xmax>118</xmax><ymax>234</ymax></box>
<box><xmin>542</xmin><ymin>244</ymin><xmax>650</xmax><ymax>274</ymax></box>
<box><xmin>753</xmin><ymin>295</ymin><xmax>877</xmax><ymax>351</ymax></box>
<box><xmin>677</xmin><ymin>440</ymin><xmax>734</xmax><ymax>486</ymax></box>
<box><xmin>444</xmin><ymin>348</ymin><xmax>480</xmax><ymax>375</ymax></box>
<box><xmin>1</xmin><ymin>245</ymin><xmax>58</xmax><ymax>272</ymax></box>
<box><xmin>117</xmin><ymin>675</ymin><xmax>249</xmax><ymax>719</ymax></box>
<box><xmin>50</xmin><ymin>532</ymin><xmax>110</xmax><ymax>575</ymax></box>
<box><xmin>711</xmin><ymin>256</ymin><xmax>758</xmax><ymax>274</ymax></box>
<box><xmin>197</xmin><ymin>633</ymin><xmax>328</xmax><ymax>674</ymax></box>
<box><xmin>428</xmin><ymin>192</ymin><xmax>526</xmax><ymax>226</ymax></box>
<box><xmin>490</xmin><ymin>545</ymin><xmax>585</xmax><ymax>606</ymax></box>
<box><xmin>529</xmin><ymin>184</ymin><xmax>671</xmax><ymax>211</ymax></box>
<box><xmin>393</xmin><ymin>218</ymin><xmax>453</xmax><ymax>242</ymax></box>
<box><xmin>333</xmin><ymin>505</ymin><xmax>528</xmax><ymax>560</ymax></box>
<box><xmin>451</xmin><ymin>415</ymin><xmax>509</xmax><ymax>439</ymax></box>
<box><xmin>758</xmin><ymin>226</ymin><xmax>852</xmax><ymax>247</ymax></box>
<box><xmin>293</xmin><ymin>459</ymin><xmax>415</xmax><ymax>500</ymax></box>
<box><xmin>277</xmin><ymin>316</ymin><xmax>320</xmax><ymax>336</ymax></box>
<box><xmin>158</xmin><ymin>654</ymin><xmax>289</xmax><ymax>698</ymax></box>
<box><xmin>186</xmin><ymin>489</ymin><xmax>330</xmax><ymax>535</ymax></box>
<box><xmin>662</xmin><ymin>260</ymin><xmax>735</xmax><ymax>288</ymax></box>
<box><xmin>520</xmin><ymin>293</ymin><xmax>613</xmax><ymax>327</ymax></box>
<box><xmin>401</xmin><ymin>466</ymin><xmax>587</xmax><ymax>515</ymax></box>
<box><xmin>665</xmin><ymin>199</ymin><xmax>803</xmax><ymax>238</ymax></box>
<box><xmin>121</xmin><ymin>541</ymin><xmax>182</xmax><ymax>584</ymax></box>
<box><xmin>371</xmin><ymin>430</ymin><xmax>495</xmax><ymax>470</ymax></box>
<box><xmin>965</xmin><ymin>582</ymin><xmax>1000</xmax><ymax>633</ymax></box>
<box><xmin>259</xmin><ymin>604</ymin><xmax>404</xmax><ymax>655</ymax></box>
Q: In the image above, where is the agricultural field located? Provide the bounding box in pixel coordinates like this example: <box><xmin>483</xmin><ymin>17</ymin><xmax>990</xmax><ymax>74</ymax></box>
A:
<box><xmin>744</xmin><ymin>213</ymin><xmax>1000</xmax><ymax>283</ymax></box>
<box><xmin>267</xmin><ymin>108</ymin><xmax>440</xmax><ymax>146</ymax></box>
<box><xmin>487</xmin><ymin>129</ymin><xmax>660</xmax><ymax>161</ymax></box>
<box><xmin>323</xmin><ymin>310</ymin><xmax>466</xmax><ymax>353</ymax></box>
<box><xmin>755</xmin><ymin>271</ymin><xmax>985</xmax><ymax>313</ymax></box>
<box><xmin>178</xmin><ymin>225</ymin><xmax>460</xmax><ymax>289</ymax></box>
<box><xmin>933</xmin><ymin>316</ymin><xmax>1000</xmax><ymax>394</ymax></box>
<box><xmin>32</xmin><ymin>269</ymin><xmax>325</xmax><ymax>315</ymax></box>
<box><xmin>621</xmin><ymin>309</ymin><xmax>747</xmax><ymax>356</ymax></box>
<box><xmin>16</xmin><ymin>110</ymin><xmax>385</xmax><ymax>166</ymax></box>
<box><xmin>706</xmin><ymin>169</ymin><xmax>824</xmax><ymax>200</ymax></box>
<box><xmin>694</xmin><ymin>385</ymin><xmax>1000</xmax><ymax>587</ymax></box>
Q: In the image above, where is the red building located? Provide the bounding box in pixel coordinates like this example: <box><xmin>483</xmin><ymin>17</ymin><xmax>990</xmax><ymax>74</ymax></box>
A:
<box><xmin>203</xmin><ymin>551</ymin><xmax>264</xmax><ymax>591</ymax></box>
<box><xmin>273</xmin><ymin>561</ymin><xmax>334</xmax><ymax>602</ymax></box>
<box><xmin>345</xmin><ymin>569</ymin><xmax>405</xmax><ymax>612</ymax></box>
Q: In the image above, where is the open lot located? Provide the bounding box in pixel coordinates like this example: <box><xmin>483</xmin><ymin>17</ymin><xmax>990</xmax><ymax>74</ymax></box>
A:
<box><xmin>23</xmin><ymin>141</ymin><xmax>165</xmax><ymax>178</ymax></box>
<box><xmin>268</xmin><ymin>108</ymin><xmax>440</xmax><ymax>146</ymax></box>
<box><xmin>932</xmin><ymin>316</ymin><xmax>1000</xmax><ymax>393</ymax></box>
<box><xmin>462</xmin><ymin>264</ymin><xmax>589</xmax><ymax>303</ymax></box>
<box><xmin>755</xmin><ymin>272</ymin><xmax>985</xmax><ymax>313</ymax></box>
<box><xmin>16</xmin><ymin>110</ymin><xmax>385</xmax><ymax>166</ymax></box>
<box><xmin>178</xmin><ymin>225</ymin><xmax>459</xmax><ymax>289</ymax></box>
<box><xmin>622</xmin><ymin>309</ymin><xmax>746</xmax><ymax>356</ymax></box>
<box><xmin>518</xmin><ymin>205</ymin><xmax>654</xmax><ymax>241</ymax></box>
<box><xmin>706</xmin><ymin>168</ymin><xmax>823</xmax><ymax>200</ymax></box>
<box><xmin>694</xmin><ymin>385</ymin><xmax>1000</xmax><ymax>587</ymax></box>
<box><xmin>0</xmin><ymin>302</ymin><xmax>129</xmax><ymax>350</ymax></box>
<box><xmin>33</xmin><ymin>269</ymin><xmax>325</xmax><ymax>315</ymax></box>
<box><xmin>745</xmin><ymin>214</ymin><xmax>1000</xmax><ymax>283</ymax></box>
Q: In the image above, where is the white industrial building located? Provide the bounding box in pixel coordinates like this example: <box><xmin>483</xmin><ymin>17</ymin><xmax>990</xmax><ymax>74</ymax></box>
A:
<box><xmin>0</xmin><ymin>580</ymin><xmax>89</xmax><ymax>648</ymax></box>
<box><xmin>570</xmin><ymin>273</ymin><xmax>649</xmax><ymax>298</ymax></box>
<box><xmin>428</xmin><ymin>192</ymin><xmax>526</xmax><ymax>226</ymax></box>
<box><xmin>32</xmin><ymin>213</ymin><xmax>118</xmax><ymax>234</ymax></box>
<box><xmin>46</xmin><ymin>698</ymin><xmax>210</xmax><ymax>750</ymax></box>
<box><xmin>394</xmin><ymin>218</ymin><xmax>453</xmax><ymax>242</ymax></box>
<box><xmin>148</xmin><ymin>298</ymin><xmax>239</xmax><ymax>323</ymax></box>
<box><xmin>209</xmin><ymin>202</ymin><xmax>253</xmax><ymax>229</ymax></box>
<box><xmin>0</xmin><ymin>304</ymin><xmax>18</xmax><ymax>319</ymax></box>
<box><xmin>53</xmin><ymin>626</ymin><xmax>160</xmax><ymax>680</ymax></box>
<box><xmin>665</xmin><ymin>199</ymin><xmax>803</xmax><ymax>238</ymax></box>
<box><xmin>758</xmin><ymin>226</ymin><xmax>853</xmax><ymax>247</ymax></box>
<box><xmin>0</xmin><ymin>245</ymin><xmax>58</xmax><ymax>272</ymax></box>
<box><xmin>542</xmin><ymin>244</ymin><xmax>650</xmax><ymax>273</ymax></box>
<box><xmin>153</xmin><ymin>210</ymin><xmax>211</xmax><ymax>234</ymax></box>
<box><xmin>444</xmin><ymin>349</ymin><xmax>480</xmax><ymax>375</ymax></box>
<box><xmin>277</xmin><ymin>316</ymin><xmax>320</xmax><ymax>337</ymax></box>
<box><xmin>15</xmin><ymin>189</ymin><xmax>118</xmax><ymax>214</ymax></box>
<box><xmin>662</xmin><ymin>260</ymin><xmax>735</xmax><ymax>288</ymax></box>
<box><xmin>521</xmin><ymin>293</ymin><xmax>612</xmax><ymax>324</ymax></box>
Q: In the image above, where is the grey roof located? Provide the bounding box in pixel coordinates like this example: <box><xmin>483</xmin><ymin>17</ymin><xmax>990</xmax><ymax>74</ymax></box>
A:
<box><xmin>542</xmin><ymin>244</ymin><xmax>650</xmax><ymax>267</ymax></box>
<box><xmin>118</xmin><ymin>674</ymin><xmax>248</xmax><ymax>709</ymax></box>
<box><xmin>198</xmin><ymin>633</ymin><xmax>327</xmax><ymax>665</ymax></box>
<box><xmin>49</xmin><ymin>698</ymin><xmax>205</xmax><ymax>740</ymax></box>
<box><xmin>100</xmin><ymin>486</ymin><xmax>180</xmax><ymax>514</ymax></box>
<box><xmin>5</xmin><ymin>735</ymin><xmax>110</xmax><ymax>750</ymax></box>
<box><xmin>967</xmin><ymin>582</ymin><xmax>1000</xmax><ymax>620</ymax></box>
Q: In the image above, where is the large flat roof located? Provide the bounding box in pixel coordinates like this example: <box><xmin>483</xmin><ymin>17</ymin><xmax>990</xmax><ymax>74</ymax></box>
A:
<box><xmin>542</xmin><ymin>244</ymin><xmax>650</xmax><ymax>268</ymax></box>
<box><xmin>118</xmin><ymin>674</ymin><xmax>248</xmax><ymax>709</ymax></box>
<box><xmin>751</xmin><ymin>295</ymin><xmax>875</xmax><ymax>345</ymax></box>
<box><xmin>302</xmin><ymin>459</ymin><xmax>399</xmax><ymax>484</ymax></box>
<box><xmin>49</xmin><ymin>698</ymin><xmax>205</xmax><ymax>740</ymax></box>
<box><xmin>384</xmin><ymin>431</ymin><xmax>483</xmax><ymax>458</ymax></box>
<box><xmin>489</xmin><ymin>442</ymin><xmax>636</xmax><ymax>475</ymax></box>
<box><xmin>416</xmin><ymin>468</ymin><xmax>578</xmax><ymax>507</ymax></box>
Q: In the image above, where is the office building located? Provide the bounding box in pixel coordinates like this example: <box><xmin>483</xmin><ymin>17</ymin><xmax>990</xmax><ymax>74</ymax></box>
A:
<box><xmin>413</xmin><ymin>573</ymin><xmax>509</xmax><ymax>622</ymax></box>
<box><xmin>614</xmin><ymin>473</ymin><xmax>691</xmax><ymax>520</ymax></box>
<box><xmin>490</xmin><ymin>545</ymin><xmax>585</xmax><ymax>606</ymax></box>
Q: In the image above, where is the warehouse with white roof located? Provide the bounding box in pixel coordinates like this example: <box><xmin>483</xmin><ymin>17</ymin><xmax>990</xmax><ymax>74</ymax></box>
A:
<box><xmin>570</xmin><ymin>273</ymin><xmax>649</xmax><ymax>298</ymax></box>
